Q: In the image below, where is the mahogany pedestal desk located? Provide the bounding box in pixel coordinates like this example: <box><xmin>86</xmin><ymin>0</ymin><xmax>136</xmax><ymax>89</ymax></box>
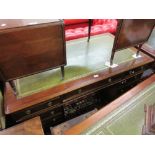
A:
<box><xmin>4</xmin><ymin>33</ymin><xmax>154</xmax><ymax>134</ymax></box>
<box><xmin>65</xmin><ymin>74</ymin><xmax>155</xmax><ymax>135</ymax></box>
<box><xmin>0</xmin><ymin>116</ymin><xmax>44</xmax><ymax>135</ymax></box>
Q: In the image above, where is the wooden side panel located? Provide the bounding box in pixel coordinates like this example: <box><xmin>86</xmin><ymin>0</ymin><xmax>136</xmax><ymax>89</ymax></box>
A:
<box><xmin>0</xmin><ymin>20</ymin><xmax>66</xmax><ymax>81</ymax></box>
<box><xmin>115</xmin><ymin>19</ymin><xmax>155</xmax><ymax>51</ymax></box>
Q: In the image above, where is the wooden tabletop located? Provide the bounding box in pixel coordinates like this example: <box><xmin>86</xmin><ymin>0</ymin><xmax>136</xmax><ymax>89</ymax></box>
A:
<box><xmin>0</xmin><ymin>19</ymin><xmax>60</xmax><ymax>30</ymax></box>
<box><xmin>0</xmin><ymin>116</ymin><xmax>44</xmax><ymax>135</ymax></box>
<box><xmin>64</xmin><ymin>74</ymin><xmax>155</xmax><ymax>135</ymax></box>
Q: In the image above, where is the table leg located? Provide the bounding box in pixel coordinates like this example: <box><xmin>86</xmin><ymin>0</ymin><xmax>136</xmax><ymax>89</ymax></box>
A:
<box><xmin>88</xmin><ymin>19</ymin><xmax>92</xmax><ymax>42</ymax></box>
<box><xmin>136</xmin><ymin>44</ymin><xmax>143</xmax><ymax>57</ymax></box>
<box><xmin>61</xmin><ymin>66</ymin><xmax>65</xmax><ymax>80</ymax></box>
<box><xmin>9</xmin><ymin>80</ymin><xmax>18</xmax><ymax>95</ymax></box>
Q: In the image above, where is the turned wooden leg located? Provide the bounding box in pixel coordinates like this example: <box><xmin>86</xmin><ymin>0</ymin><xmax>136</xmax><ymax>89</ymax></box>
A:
<box><xmin>136</xmin><ymin>44</ymin><xmax>143</xmax><ymax>57</ymax></box>
<box><xmin>110</xmin><ymin>50</ymin><xmax>115</xmax><ymax>66</ymax></box>
<box><xmin>9</xmin><ymin>80</ymin><xmax>18</xmax><ymax>95</ymax></box>
<box><xmin>61</xmin><ymin>66</ymin><xmax>65</xmax><ymax>80</ymax></box>
<box><xmin>87</xmin><ymin>19</ymin><xmax>92</xmax><ymax>42</ymax></box>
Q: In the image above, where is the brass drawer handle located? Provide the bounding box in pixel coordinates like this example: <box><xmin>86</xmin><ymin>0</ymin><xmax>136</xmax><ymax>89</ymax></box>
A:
<box><xmin>78</xmin><ymin>89</ymin><xmax>82</xmax><ymax>94</ymax></box>
<box><xmin>121</xmin><ymin>80</ymin><xmax>126</xmax><ymax>84</ymax></box>
<box><xmin>108</xmin><ymin>78</ymin><xmax>112</xmax><ymax>82</ymax></box>
<box><xmin>129</xmin><ymin>70</ymin><xmax>135</xmax><ymax>75</ymax></box>
<box><xmin>121</xmin><ymin>89</ymin><xmax>124</xmax><ymax>92</ymax></box>
<box><xmin>51</xmin><ymin>111</ymin><xmax>55</xmax><ymax>115</ymax></box>
<box><xmin>25</xmin><ymin>110</ymin><xmax>31</xmax><ymax>115</ymax></box>
<box><xmin>141</xmin><ymin>66</ymin><xmax>144</xmax><ymax>70</ymax></box>
<box><xmin>47</xmin><ymin>101</ymin><xmax>53</xmax><ymax>107</ymax></box>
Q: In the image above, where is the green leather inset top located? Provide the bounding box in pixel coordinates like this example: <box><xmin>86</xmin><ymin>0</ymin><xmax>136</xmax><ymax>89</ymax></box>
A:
<box><xmin>82</xmin><ymin>81</ymin><xmax>155</xmax><ymax>135</ymax></box>
<box><xmin>16</xmin><ymin>33</ymin><xmax>135</xmax><ymax>98</ymax></box>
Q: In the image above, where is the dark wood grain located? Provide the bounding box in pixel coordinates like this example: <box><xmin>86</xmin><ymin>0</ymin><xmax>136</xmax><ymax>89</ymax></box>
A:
<box><xmin>0</xmin><ymin>19</ymin><xmax>59</xmax><ymax>30</ymax></box>
<box><xmin>110</xmin><ymin>19</ymin><xmax>155</xmax><ymax>65</ymax></box>
<box><xmin>0</xmin><ymin>19</ymin><xmax>66</xmax><ymax>81</ymax></box>
<box><xmin>0</xmin><ymin>116</ymin><xmax>44</xmax><ymax>135</ymax></box>
<box><xmin>64</xmin><ymin>74</ymin><xmax>155</xmax><ymax>135</ymax></box>
<box><xmin>115</xmin><ymin>20</ymin><xmax>155</xmax><ymax>51</ymax></box>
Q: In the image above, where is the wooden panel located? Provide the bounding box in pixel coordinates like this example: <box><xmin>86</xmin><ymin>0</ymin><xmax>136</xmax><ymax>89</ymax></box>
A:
<box><xmin>0</xmin><ymin>19</ymin><xmax>59</xmax><ymax>30</ymax></box>
<box><xmin>0</xmin><ymin>116</ymin><xmax>44</xmax><ymax>135</ymax></box>
<box><xmin>114</xmin><ymin>19</ymin><xmax>155</xmax><ymax>51</ymax></box>
<box><xmin>0</xmin><ymin>19</ymin><xmax>66</xmax><ymax>81</ymax></box>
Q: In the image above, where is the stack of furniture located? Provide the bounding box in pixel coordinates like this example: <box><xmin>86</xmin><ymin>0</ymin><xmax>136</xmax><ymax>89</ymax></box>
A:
<box><xmin>4</xmin><ymin>33</ymin><xmax>154</xmax><ymax>134</ymax></box>
<box><xmin>0</xmin><ymin>19</ymin><xmax>154</xmax><ymax>135</ymax></box>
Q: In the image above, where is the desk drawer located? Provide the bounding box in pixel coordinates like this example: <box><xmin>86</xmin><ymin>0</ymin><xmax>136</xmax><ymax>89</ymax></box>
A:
<box><xmin>116</xmin><ymin>73</ymin><xmax>142</xmax><ymax>89</ymax></box>
<box><xmin>63</xmin><ymin>65</ymin><xmax>146</xmax><ymax>101</ymax></box>
<box><xmin>11</xmin><ymin>97</ymin><xmax>62</xmax><ymax>121</ymax></box>
<box><xmin>40</xmin><ymin>106</ymin><xmax>64</xmax><ymax>120</ymax></box>
<box><xmin>42</xmin><ymin>115</ymin><xmax>65</xmax><ymax>128</ymax></box>
<box><xmin>12</xmin><ymin>106</ymin><xmax>63</xmax><ymax>124</ymax></box>
<box><xmin>63</xmin><ymin>93</ymin><xmax>97</xmax><ymax>120</ymax></box>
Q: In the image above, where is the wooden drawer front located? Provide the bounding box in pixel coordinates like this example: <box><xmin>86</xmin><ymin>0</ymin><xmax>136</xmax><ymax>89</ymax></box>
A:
<box><xmin>11</xmin><ymin>105</ymin><xmax>63</xmax><ymax>123</ymax></box>
<box><xmin>40</xmin><ymin>106</ymin><xmax>64</xmax><ymax>120</ymax></box>
<box><xmin>126</xmin><ymin>63</ymin><xmax>154</xmax><ymax>76</ymax></box>
<box><xmin>63</xmin><ymin>66</ymin><xmax>145</xmax><ymax>102</ymax></box>
<box><xmin>116</xmin><ymin>73</ymin><xmax>142</xmax><ymax>89</ymax></box>
<box><xmin>42</xmin><ymin>115</ymin><xmax>65</xmax><ymax>128</ymax></box>
<box><xmin>28</xmin><ymin>97</ymin><xmax>62</xmax><ymax>113</ymax></box>
<box><xmin>63</xmin><ymin>93</ymin><xmax>97</xmax><ymax>119</ymax></box>
<box><xmin>100</xmin><ymin>66</ymin><xmax>143</xmax><ymax>86</ymax></box>
<box><xmin>11</xmin><ymin>97</ymin><xmax>62</xmax><ymax>121</ymax></box>
<box><xmin>63</xmin><ymin>79</ymin><xmax>109</xmax><ymax>101</ymax></box>
<box><xmin>63</xmin><ymin>88</ymin><xmax>86</xmax><ymax>101</ymax></box>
